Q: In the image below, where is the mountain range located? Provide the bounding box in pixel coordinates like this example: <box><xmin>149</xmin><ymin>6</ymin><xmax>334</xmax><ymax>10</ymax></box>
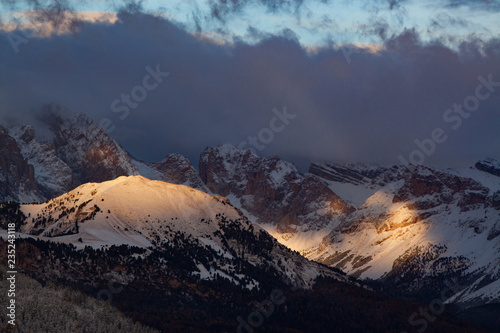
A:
<box><xmin>1</xmin><ymin>106</ymin><xmax>499</xmax><ymax>332</ymax></box>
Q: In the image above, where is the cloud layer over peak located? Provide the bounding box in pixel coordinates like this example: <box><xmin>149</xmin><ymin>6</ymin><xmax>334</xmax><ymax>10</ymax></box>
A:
<box><xmin>0</xmin><ymin>2</ymin><xmax>499</xmax><ymax>170</ymax></box>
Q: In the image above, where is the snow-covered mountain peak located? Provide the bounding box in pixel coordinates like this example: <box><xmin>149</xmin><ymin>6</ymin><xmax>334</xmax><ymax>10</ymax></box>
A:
<box><xmin>9</xmin><ymin>123</ymin><xmax>79</xmax><ymax>199</ymax></box>
<box><xmin>305</xmin><ymin>163</ymin><xmax>500</xmax><ymax>308</ymax></box>
<box><xmin>9</xmin><ymin>124</ymin><xmax>36</xmax><ymax>143</ymax></box>
<box><xmin>159</xmin><ymin>152</ymin><xmax>188</xmax><ymax>164</ymax></box>
<box><xmin>2</xmin><ymin>108</ymin><xmax>141</xmax><ymax>201</ymax></box>
<box><xmin>393</xmin><ymin>164</ymin><xmax>488</xmax><ymax>208</ymax></box>
<box><xmin>11</xmin><ymin>175</ymin><xmax>351</xmax><ymax>290</ymax></box>
<box><xmin>201</xmin><ymin>144</ymin><xmax>299</xmax><ymax>178</ymax></box>
<box><xmin>475</xmin><ymin>157</ymin><xmax>500</xmax><ymax>178</ymax></box>
<box><xmin>202</xmin><ymin>143</ymin><xmax>258</xmax><ymax>161</ymax></box>
<box><xmin>74</xmin><ymin>175</ymin><xmax>240</xmax><ymax>223</ymax></box>
<box><xmin>19</xmin><ymin>175</ymin><xmax>244</xmax><ymax>247</ymax></box>
<box><xmin>1</xmin><ymin>107</ymin><xmax>215</xmax><ymax>202</ymax></box>
<box><xmin>37</xmin><ymin>108</ymin><xmax>138</xmax><ymax>183</ymax></box>
<box><xmin>199</xmin><ymin>145</ymin><xmax>353</xmax><ymax>234</ymax></box>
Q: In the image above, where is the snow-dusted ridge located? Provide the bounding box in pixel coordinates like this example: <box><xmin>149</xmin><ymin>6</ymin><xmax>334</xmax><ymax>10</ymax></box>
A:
<box><xmin>305</xmin><ymin>164</ymin><xmax>500</xmax><ymax>307</ymax></box>
<box><xmin>19</xmin><ymin>175</ymin><xmax>232</xmax><ymax>247</ymax></box>
<box><xmin>3</xmin><ymin>108</ymin><xmax>500</xmax><ymax>312</ymax></box>
<box><xmin>3</xmin><ymin>175</ymin><xmax>353</xmax><ymax>290</ymax></box>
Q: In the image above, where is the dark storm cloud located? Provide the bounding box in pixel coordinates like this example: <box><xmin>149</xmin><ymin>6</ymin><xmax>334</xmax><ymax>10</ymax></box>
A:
<box><xmin>0</xmin><ymin>10</ymin><xmax>499</xmax><ymax>170</ymax></box>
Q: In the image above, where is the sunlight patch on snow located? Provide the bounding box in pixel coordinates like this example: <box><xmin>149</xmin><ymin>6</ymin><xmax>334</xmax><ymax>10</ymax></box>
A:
<box><xmin>258</xmin><ymin>223</ymin><xmax>332</xmax><ymax>252</ymax></box>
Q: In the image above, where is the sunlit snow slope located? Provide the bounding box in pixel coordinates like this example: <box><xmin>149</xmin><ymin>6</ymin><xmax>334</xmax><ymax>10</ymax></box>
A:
<box><xmin>8</xmin><ymin>176</ymin><xmax>352</xmax><ymax>289</ymax></box>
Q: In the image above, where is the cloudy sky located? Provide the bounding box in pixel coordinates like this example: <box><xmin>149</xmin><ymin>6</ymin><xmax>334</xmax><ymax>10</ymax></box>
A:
<box><xmin>0</xmin><ymin>0</ymin><xmax>499</xmax><ymax>170</ymax></box>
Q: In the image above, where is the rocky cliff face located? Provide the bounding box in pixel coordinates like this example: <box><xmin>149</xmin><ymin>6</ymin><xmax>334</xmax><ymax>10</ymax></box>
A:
<box><xmin>475</xmin><ymin>158</ymin><xmax>500</xmax><ymax>177</ymax></box>
<box><xmin>148</xmin><ymin>153</ymin><xmax>209</xmax><ymax>192</ymax></box>
<box><xmin>392</xmin><ymin>165</ymin><xmax>491</xmax><ymax>211</ymax></box>
<box><xmin>0</xmin><ymin>126</ymin><xmax>41</xmax><ymax>202</ymax></box>
<box><xmin>1</xmin><ymin>106</ymin><xmax>141</xmax><ymax>202</ymax></box>
<box><xmin>10</xmin><ymin>124</ymin><xmax>79</xmax><ymax>199</ymax></box>
<box><xmin>48</xmin><ymin>111</ymin><xmax>139</xmax><ymax>183</ymax></box>
<box><xmin>199</xmin><ymin>144</ymin><xmax>354</xmax><ymax>233</ymax></box>
<box><xmin>309</xmin><ymin>162</ymin><xmax>403</xmax><ymax>187</ymax></box>
<box><xmin>1</xmin><ymin>106</ymin><xmax>208</xmax><ymax>202</ymax></box>
<box><xmin>3</xmin><ymin>109</ymin><xmax>139</xmax><ymax>202</ymax></box>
